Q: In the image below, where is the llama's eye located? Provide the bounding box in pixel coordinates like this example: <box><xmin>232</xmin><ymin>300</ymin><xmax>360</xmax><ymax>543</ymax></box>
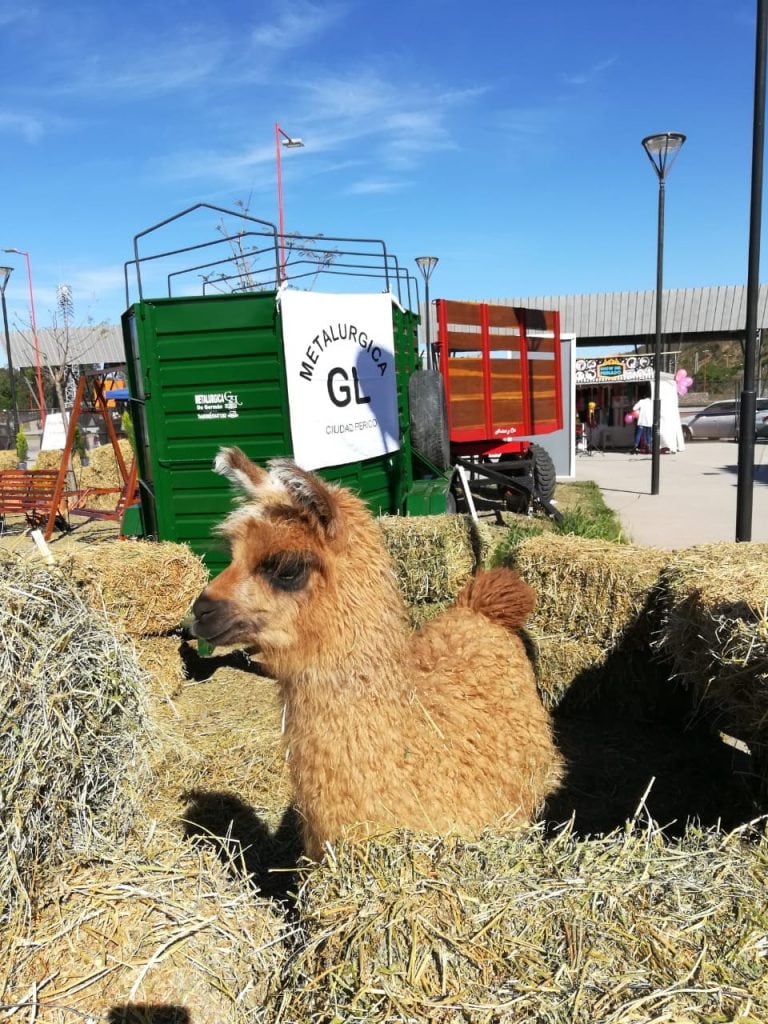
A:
<box><xmin>259</xmin><ymin>554</ymin><xmax>311</xmax><ymax>593</ymax></box>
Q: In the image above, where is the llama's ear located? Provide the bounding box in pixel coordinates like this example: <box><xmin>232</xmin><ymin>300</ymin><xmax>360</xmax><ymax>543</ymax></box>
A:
<box><xmin>268</xmin><ymin>459</ymin><xmax>341</xmax><ymax>537</ymax></box>
<box><xmin>214</xmin><ymin>447</ymin><xmax>268</xmax><ymax>497</ymax></box>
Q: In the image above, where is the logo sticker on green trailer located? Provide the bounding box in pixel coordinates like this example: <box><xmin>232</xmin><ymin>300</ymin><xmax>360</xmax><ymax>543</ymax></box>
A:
<box><xmin>194</xmin><ymin>391</ymin><xmax>243</xmax><ymax>420</ymax></box>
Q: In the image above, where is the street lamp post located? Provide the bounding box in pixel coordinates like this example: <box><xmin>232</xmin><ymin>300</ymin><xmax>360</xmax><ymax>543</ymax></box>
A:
<box><xmin>415</xmin><ymin>256</ymin><xmax>439</xmax><ymax>369</ymax></box>
<box><xmin>642</xmin><ymin>131</ymin><xmax>686</xmax><ymax>495</ymax></box>
<box><xmin>736</xmin><ymin>0</ymin><xmax>768</xmax><ymax>542</ymax></box>
<box><xmin>275</xmin><ymin>123</ymin><xmax>305</xmax><ymax>283</ymax></box>
<box><xmin>0</xmin><ymin>266</ymin><xmax>20</xmax><ymax>439</ymax></box>
<box><xmin>3</xmin><ymin>247</ymin><xmax>45</xmax><ymax>427</ymax></box>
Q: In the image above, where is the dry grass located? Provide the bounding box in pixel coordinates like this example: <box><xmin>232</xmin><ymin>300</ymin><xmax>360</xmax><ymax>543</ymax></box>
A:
<box><xmin>61</xmin><ymin>541</ymin><xmax>209</xmax><ymax>638</ymax></box>
<box><xmin>4</xmin><ymin>516</ymin><xmax>768</xmax><ymax>1024</ymax></box>
<box><xmin>379</xmin><ymin>514</ymin><xmax>475</xmax><ymax>606</ymax></box>
<box><xmin>529</xmin><ymin>637</ymin><xmax>609</xmax><ymax>707</ymax></box>
<box><xmin>506</xmin><ymin>534</ymin><xmax>667</xmax><ymax>644</ymax></box>
<box><xmin>77</xmin><ymin>439</ymin><xmax>135</xmax><ymax>510</ymax></box>
<box><xmin>656</xmin><ymin>542</ymin><xmax>768</xmax><ymax>763</ymax></box>
<box><xmin>0</xmin><ymin>553</ymin><xmax>151</xmax><ymax>929</ymax></box>
<box><xmin>34</xmin><ymin>441</ymin><xmax>134</xmax><ymax>512</ymax></box>
<box><xmin>500</xmin><ymin>534</ymin><xmax>669</xmax><ymax>707</ymax></box>
<box><xmin>33</xmin><ymin>449</ymin><xmax>77</xmax><ymax>472</ymax></box>
<box><xmin>275</xmin><ymin>820</ymin><xmax>768</xmax><ymax>1024</ymax></box>
<box><xmin>3</xmin><ymin>825</ymin><xmax>288</xmax><ymax>1024</ymax></box>
<box><xmin>0</xmin><ymin>450</ymin><xmax>17</xmax><ymax>470</ymax></box>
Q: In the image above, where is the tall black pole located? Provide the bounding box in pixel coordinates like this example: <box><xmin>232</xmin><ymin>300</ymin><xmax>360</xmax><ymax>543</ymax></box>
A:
<box><xmin>651</xmin><ymin>178</ymin><xmax>665</xmax><ymax>496</ymax></box>
<box><xmin>1</xmin><ymin>291</ymin><xmax>20</xmax><ymax>439</ymax></box>
<box><xmin>736</xmin><ymin>0</ymin><xmax>768</xmax><ymax>541</ymax></box>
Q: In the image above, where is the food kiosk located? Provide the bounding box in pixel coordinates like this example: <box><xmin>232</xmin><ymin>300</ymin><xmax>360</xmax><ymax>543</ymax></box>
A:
<box><xmin>575</xmin><ymin>354</ymin><xmax>685</xmax><ymax>452</ymax></box>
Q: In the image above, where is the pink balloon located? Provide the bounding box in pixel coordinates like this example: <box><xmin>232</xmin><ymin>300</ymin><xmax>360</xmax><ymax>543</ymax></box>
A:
<box><xmin>675</xmin><ymin>368</ymin><xmax>693</xmax><ymax>396</ymax></box>
<box><xmin>624</xmin><ymin>413</ymin><xmax>634</xmax><ymax>424</ymax></box>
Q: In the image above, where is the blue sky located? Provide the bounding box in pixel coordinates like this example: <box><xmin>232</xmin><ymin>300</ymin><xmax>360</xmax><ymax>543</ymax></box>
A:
<box><xmin>0</xmin><ymin>0</ymin><xmax>761</xmax><ymax>338</ymax></box>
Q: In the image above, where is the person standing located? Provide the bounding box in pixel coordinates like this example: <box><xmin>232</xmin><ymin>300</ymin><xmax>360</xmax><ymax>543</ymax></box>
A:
<box><xmin>633</xmin><ymin>388</ymin><xmax>653</xmax><ymax>453</ymax></box>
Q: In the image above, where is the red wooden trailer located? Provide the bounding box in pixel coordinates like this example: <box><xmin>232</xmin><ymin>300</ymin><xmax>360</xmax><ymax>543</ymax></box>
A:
<box><xmin>432</xmin><ymin>299</ymin><xmax>564</xmax><ymax>518</ymax></box>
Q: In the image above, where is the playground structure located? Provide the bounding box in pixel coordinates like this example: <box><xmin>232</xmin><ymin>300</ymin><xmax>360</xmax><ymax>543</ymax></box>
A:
<box><xmin>0</xmin><ymin>371</ymin><xmax>138</xmax><ymax>540</ymax></box>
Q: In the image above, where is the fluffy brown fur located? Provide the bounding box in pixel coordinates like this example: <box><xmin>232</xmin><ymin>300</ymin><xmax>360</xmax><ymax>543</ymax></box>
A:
<box><xmin>192</xmin><ymin>449</ymin><xmax>564</xmax><ymax>860</ymax></box>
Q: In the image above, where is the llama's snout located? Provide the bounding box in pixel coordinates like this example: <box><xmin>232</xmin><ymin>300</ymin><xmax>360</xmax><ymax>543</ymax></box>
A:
<box><xmin>191</xmin><ymin>591</ymin><xmax>246</xmax><ymax>646</ymax></box>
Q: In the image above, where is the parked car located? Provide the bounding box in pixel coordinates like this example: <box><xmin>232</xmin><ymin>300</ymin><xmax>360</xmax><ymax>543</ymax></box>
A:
<box><xmin>682</xmin><ymin>398</ymin><xmax>768</xmax><ymax>440</ymax></box>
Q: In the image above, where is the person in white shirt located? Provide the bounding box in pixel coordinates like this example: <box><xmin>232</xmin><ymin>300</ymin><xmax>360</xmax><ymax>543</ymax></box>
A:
<box><xmin>632</xmin><ymin>389</ymin><xmax>653</xmax><ymax>453</ymax></box>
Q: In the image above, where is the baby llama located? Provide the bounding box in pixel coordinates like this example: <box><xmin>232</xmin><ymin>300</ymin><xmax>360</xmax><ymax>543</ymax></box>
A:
<box><xmin>192</xmin><ymin>448</ymin><xmax>564</xmax><ymax>860</ymax></box>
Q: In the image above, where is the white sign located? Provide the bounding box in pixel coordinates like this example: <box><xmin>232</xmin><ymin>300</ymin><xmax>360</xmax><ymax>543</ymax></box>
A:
<box><xmin>41</xmin><ymin>412</ymin><xmax>67</xmax><ymax>451</ymax></box>
<box><xmin>280</xmin><ymin>290</ymin><xmax>401</xmax><ymax>470</ymax></box>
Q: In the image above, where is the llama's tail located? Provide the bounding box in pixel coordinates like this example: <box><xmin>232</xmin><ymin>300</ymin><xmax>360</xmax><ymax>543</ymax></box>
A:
<box><xmin>455</xmin><ymin>568</ymin><xmax>536</xmax><ymax>633</ymax></box>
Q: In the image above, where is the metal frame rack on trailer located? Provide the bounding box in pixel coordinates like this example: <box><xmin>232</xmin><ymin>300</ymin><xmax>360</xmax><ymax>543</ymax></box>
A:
<box><xmin>120</xmin><ymin>204</ymin><xmax>440</xmax><ymax>576</ymax></box>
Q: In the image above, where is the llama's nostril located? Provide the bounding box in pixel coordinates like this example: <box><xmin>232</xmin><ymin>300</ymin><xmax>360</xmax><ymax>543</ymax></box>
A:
<box><xmin>192</xmin><ymin>593</ymin><xmax>217</xmax><ymax>620</ymax></box>
<box><xmin>190</xmin><ymin>593</ymin><xmax>219</xmax><ymax>636</ymax></box>
<box><xmin>190</xmin><ymin>594</ymin><xmax>242</xmax><ymax>643</ymax></box>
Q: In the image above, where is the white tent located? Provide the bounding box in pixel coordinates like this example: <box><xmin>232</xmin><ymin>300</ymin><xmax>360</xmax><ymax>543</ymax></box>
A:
<box><xmin>656</xmin><ymin>374</ymin><xmax>685</xmax><ymax>453</ymax></box>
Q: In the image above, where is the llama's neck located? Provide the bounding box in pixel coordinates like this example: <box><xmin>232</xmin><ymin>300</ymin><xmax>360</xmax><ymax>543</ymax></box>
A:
<box><xmin>277</xmin><ymin>575</ymin><xmax>411</xmax><ymax>699</ymax></box>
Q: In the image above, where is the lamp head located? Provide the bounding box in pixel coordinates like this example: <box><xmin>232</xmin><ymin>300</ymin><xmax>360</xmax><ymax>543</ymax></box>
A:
<box><xmin>415</xmin><ymin>255</ymin><xmax>439</xmax><ymax>282</ymax></box>
<box><xmin>282</xmin><ymin>136</ymin><xmax>304</xmax><ymax>149</ymax></box>
<box><xmin>642</xmin><ymin>132</ymin><xmax>686</xmax><ymax>179</ymax></box>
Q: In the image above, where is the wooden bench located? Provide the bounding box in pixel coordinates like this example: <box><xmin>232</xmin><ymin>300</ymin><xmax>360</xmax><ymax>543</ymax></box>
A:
<box><xmin>0</xmin><ymin>469</ymin><xmax>66</xmax><ymax>531</ymax></box>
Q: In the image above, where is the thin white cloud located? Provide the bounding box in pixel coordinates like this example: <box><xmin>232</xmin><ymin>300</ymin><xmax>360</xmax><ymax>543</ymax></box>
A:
<box><xmin>58</xmin><ymin>39</ymin><xmax>227</xmax><ymax>98</ymax></box>
<box><xmin>69</xmin><ymin>265</ymin><xmax>126</xmax><ymax>298</ymax></box>
<box><xmin>346</xmin><ymin>178</ymin><xmax>408</xmax><ymax>195</ymax></box>
<box><xmin>152</xmin><ymin>69</ymin><xmax>486</xmax><ymax>190</ymax></box>
<box><xmin>0</xmin><ymin>111</ymin><xmax>45</xmax><ymax>142</ymax></box>
<box><xmin>561</xmin><ymin>57</ymin><xmax>617</xmax><ymax>88</ymax></box>
<box><xmin>154</xmin><ymin>141</ymin><xmax>277</xmax><ymax>186</ymax></box>
<box><xmin>252</xmin><ymin>1</ymin><xmax>345</xmax><ymax>51</ymax></box>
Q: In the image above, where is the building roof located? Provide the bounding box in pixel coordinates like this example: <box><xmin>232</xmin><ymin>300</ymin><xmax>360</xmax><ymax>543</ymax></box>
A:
<box><xmin>3</xmin><ymin>283</ymin><xmax>766</xmax><ymax>370</ymax></box>
<box><xmin>6</xmin><ymin>324</ymin><xmax>125</xmax><ymax>369</ymax></box>
<box><xmin>494</xmin><ymin>284</ymin><xmax>768</xmax><ymax>344</ymax></box>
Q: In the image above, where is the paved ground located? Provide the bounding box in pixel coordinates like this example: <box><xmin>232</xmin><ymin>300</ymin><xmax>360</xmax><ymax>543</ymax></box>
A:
<box><xmin>571</xmin><ymin>439</ymin><xmax>768</xmax><ymax>548</ymax></box>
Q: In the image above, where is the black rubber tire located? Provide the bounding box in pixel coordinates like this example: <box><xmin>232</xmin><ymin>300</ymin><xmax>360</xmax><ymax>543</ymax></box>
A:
<box><xmin>409</xmin><ymin>369</ymin><xmax>451</xmax><ymax>471</ymax></box>
<box><xmin>529</xmin><ymin>443</ymin><xmax>557</xmax><ymax>503</ymax></box>
<box><xmin>682</xmin><ymin>425</ymin><xmax>692</xmax><ymax>442</ymax></box>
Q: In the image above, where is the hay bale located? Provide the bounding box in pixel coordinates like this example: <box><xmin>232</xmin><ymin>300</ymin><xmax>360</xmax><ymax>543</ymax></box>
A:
<box><xmin>277</xmin><ymin>823</ymin><xmax>768</xmax><ymax>1023</ymax></box>
<box><xmin>134</xmin><ymin>634</ymin><xmax>188</xmax><ymax>699</ymax></box>
<box><xmin>507</xmin><ymin>534</ymin><xmax>668</xmax><ymax>646</ymax></box>
<box><xmin>6</xmin><ymin>827</ymin><xmax>287</xmax><ymax>1023</ymax></box>
<box><xmin>82</xmin><ymin>438</ymin><xmax>133</xmax><ymax>486</ymax></box>
<box><xmin>77</xmin><ymin>439</ymin><xmax>135</xmax><ymax>510</ymax></box>
<box><xmin>131</xmin><ymin>640</ymin><xmax>292</xmax><ymax>834</ymax></box>
<box><xmin>379</xmin><ymin>514</ymin><xmax>475</xmax><ymax>606</ymax></box>
<box><xmin>0</xmin><ymin>553</ymin><xmax>151</xmax><ymax>926</ymax></box>
<box><xmin>531</xmin><ymin>636</ymin><xmax>607</xmax><ymax>707</ymax></box>
<box><xmin>63</xmin><ymin>540</ymin><xmax>208</xmax><ymax>637</ymax></box>
<box><xmin>656</xmin><ymin>542</ymin><xmax>768</xmax><ymax>760</ymax></box>
<box><xmin>497</xmin><ymin>535</ymin><xmax>669</xmax><ymax>707</ymax></box>
<box><xmin>34</xmin><ymin>441</ymin><xmax>132</xmax><ymax>510</ymax></box>
<box><xmin>33</xmin><ymin>447</ymin><xmax>70</xmax><ymax>470</ymax></box>
<box><xmin>0</xmin><ymin>449</ymin><xmax>17</xmax><ymax>470</ymax></box>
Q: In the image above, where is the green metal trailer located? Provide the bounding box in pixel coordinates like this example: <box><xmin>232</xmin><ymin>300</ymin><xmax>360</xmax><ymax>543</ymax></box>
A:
<box><xmin>121</xmin><ymin>206</ymin><xmax>444</xmax><ymax>575</ymax></box>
